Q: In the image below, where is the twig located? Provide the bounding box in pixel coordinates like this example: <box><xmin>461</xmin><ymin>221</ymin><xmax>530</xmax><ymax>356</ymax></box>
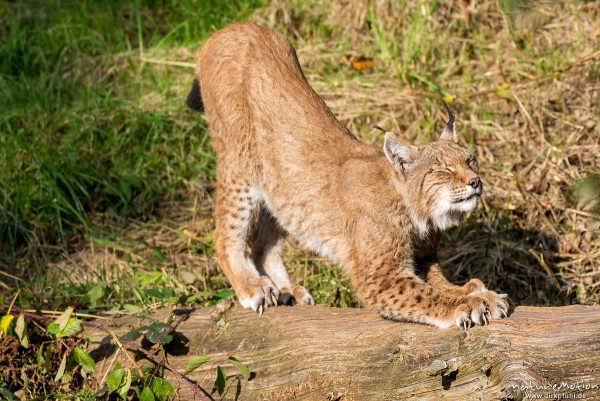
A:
<box><xmin>132</xmin><ymin>346</ymin><xmax>211</xmax><ymax>401</ymax></box>
<box><xmin>105</xmin><ymin>327</ymin><xmax>144</xmax><ymax>378</ymax></box>
<box><xmin>511</xmin><ymin>90</ymin><xmax>546</xmax><ymax>146</ymax></box>
<box><xmin>84</xmin><ymin>319</ymin><xmax>209</xmax><ymax>400</ymax></box>
<box><xmin>566</xmin><ymin>208</ymin><xmax>598</xmax><ymax>219</ymax></box>
<box><xmin>140</xmin><ymin>57</ymin><xmax>195</xmax><ymax>68</ymax></box>
<box><xmin>0</xmin><ymin>269</ymin><xmax>24</xmax><ymax>282</ymax></box>
<box><xmin>529</xmin><ymin>249</ymin><xmax>562</xmax><ymax>291</ymax></box>
<box><xmin>99</xmin><ymin>348</ymin><xmax>121</xmax><ymax>387</ymax></box>
<box><xmin>515</xmin><ymin>181</ymin><xmax>561</xmax><ymax>238</ymax></box>
<box><xmin>6</xmin><ymin>291</ymin><xmax>19</xmax><ymax>315</ymax></box>
<box><xmin>16</xmin><ymin>308</ymin><xmax>109</xmax><ymax>320</ymax></box>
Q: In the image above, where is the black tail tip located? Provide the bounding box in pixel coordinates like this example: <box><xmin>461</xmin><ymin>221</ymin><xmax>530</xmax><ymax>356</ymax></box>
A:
<box><xmin>186</xmin><ymin>79</ymin><xmax>204</xmax><ymax>112</ymax></box>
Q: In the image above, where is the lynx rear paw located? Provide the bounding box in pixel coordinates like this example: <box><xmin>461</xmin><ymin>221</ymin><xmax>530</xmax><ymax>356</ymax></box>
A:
<box><xmin>279</xmin><ymin>286</ymin><xmax>315</xmax><ymax>306</ymax></box>
<box><xmin>237</xmin><ymin>276</ymin><xmax>280</xmax><ymax>315</ymax></box>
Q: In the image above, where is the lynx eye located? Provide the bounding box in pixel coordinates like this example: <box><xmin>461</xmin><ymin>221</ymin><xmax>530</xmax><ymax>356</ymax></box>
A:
<box><xmin>433</xmin><ymin>156</ymin><xmax>453</xmax><ymax>173</ymax></box>
<box><xmin>466</xmin><ymin>156</ymin><xmax>478</xmax><ymax>170</ymax></box>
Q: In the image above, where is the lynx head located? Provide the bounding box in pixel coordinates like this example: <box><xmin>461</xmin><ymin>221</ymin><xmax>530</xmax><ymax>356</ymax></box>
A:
<box><xmin>383</xmin><ymin>107</ymin><xmax>482</xmax><ymax>236</ymax></box>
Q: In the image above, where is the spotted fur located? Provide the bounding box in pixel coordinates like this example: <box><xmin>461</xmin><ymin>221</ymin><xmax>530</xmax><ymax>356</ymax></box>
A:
<box><xmin>190</xmin><ymin>23</ymin><xmax>508</xmax><ymax>329</ymax></box>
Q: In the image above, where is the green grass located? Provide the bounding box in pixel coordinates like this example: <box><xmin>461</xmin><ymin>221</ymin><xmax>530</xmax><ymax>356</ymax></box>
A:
<box><xmin>1</xmin><ymin>0</ymin><xmax>598</xmax><ymax>318</ymax></box>
<box><xmin>0</xmin><ymin>0</ymin><xmax>263</xmax><ymax>262</ymax></box>
<box><xmin>0</xmin><ymin>0</ymin><xmax>270</xmax><ymax>327</ymax></box>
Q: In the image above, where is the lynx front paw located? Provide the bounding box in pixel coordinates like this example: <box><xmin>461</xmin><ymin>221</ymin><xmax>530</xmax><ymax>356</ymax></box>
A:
<box><xmin>452</xmin><ymin>292</ymin><xmax>509</xmax><ymax>329</ymax></box>
<box><xmin>463</xmin><ymin>278</ymin><xmax>488</xmax><ymax>295</ymax></box>
<box><xmin>237</xmin><ymin>276</ymin><xmax>280</xmax><ymax>315</ymax></box>
<box><xmin>479</xmin><ymin>290</ymin><xmax>509</xmax><ymax>319</ymax></box>
<box><xmin>452</xmin><ymin>296</ymin><xmax>491</xmax><ymax>329</ymax></box>
<box><xmin>279</xmin><ymin>286</ymin><xmax>315</xmax><ymax>306</ymax></box>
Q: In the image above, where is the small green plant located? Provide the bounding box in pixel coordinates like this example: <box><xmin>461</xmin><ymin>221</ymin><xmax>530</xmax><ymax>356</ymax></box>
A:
<box><xmin>98</xmin><ymin>318</ymin><xmax>252</xmax><ymax>400</ymax></box>
<box><xmin>94</xmin><ymin>319</ymin><xmax>178</xmax><ymax>400</ymax></box>
<box><xmin>122</xmin><ymin>321</ymin><xmax>174</xmax><ymax>345</ymax></box>
<box><xmin>0</xmin><ymin>306</ymin><xmax>251</xmax><ymax>400</ymax></box>
<box><xmin>184</xmin><ymin>355</ymin><xmax>251</xmax><ymax>396</ymax></box>
<box><xmin>0</xmin><ymin>307</ymin><xmax>95</xmax><ymax>399</ymax></box>
<box><xmin>98</xmin><ymin>363</ymin><xmax>175</xmax><ymax>401</ymax></box>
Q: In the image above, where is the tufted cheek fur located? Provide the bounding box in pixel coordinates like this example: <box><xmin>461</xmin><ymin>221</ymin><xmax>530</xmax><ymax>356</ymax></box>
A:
<box><xmin>400</xmin><ymin>144</ymin><xmax>482</xmax><ymax>236</ymax></box>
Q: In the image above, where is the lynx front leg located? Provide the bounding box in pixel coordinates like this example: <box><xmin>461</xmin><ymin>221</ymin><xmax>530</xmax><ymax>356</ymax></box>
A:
<box><xmin>364</xmin><ymin>274</ymin><xmax>508</xmax><ymax>329</ymax></box>
<box><xmin>425</xmin><ymin>263</ymin><xmax>487</xmax><ymax>295</ymax></box>
<box><xmin>252</xmin><ymin>208</ymin><xmax>314</xmax><ymax>306</ymax></box>
<box><xmin>214</xmin><ymin>180</ymin><xmax>279</xmax><ymax>315</ymax></box>
<box><xmin>425</xmin><ymin>263</ymin><xmax>509</xmax><ymax>319</ymax></box>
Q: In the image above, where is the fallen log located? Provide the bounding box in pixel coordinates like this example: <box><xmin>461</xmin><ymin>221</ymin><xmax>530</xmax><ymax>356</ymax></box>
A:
<box><xmin>86</xmin><ymin>303</ymin><xmax>600</xmax><ymax>401</ymax></box>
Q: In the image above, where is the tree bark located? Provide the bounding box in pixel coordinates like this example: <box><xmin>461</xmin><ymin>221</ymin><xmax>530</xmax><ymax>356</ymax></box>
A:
<box><xmin>86</xmin><ymin>303</ymin><xmax>600</xmax><ymax>401</ymax></box>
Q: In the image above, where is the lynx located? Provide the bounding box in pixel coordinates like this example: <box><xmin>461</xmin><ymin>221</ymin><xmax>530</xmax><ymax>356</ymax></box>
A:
<box><xmin>187</xmin><ymin>23</ymin><xmax>508</xmax><ymax>329</ymax></box>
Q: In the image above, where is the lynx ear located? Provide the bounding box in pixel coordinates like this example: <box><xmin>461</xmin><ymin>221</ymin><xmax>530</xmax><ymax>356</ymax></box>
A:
<box><xmin>384</xmin><ymin>132</ymin><xmax>417</xmax><ymax>173</ymax></box>
<box><xmin>439</xmin><ymin>103</ymin><xmax>458</xmax><ymax>142</ymax></box>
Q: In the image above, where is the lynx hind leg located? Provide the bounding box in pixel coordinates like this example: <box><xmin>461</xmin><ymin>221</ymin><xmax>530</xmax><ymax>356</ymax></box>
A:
<box><xmin>214</xmin><ymin>181</ymin><xmax>279</xmax><ymax>314</ymax></box>
<box><xmin>252</xmin><ymin>208</ymin><xmax>314</xmax><ymax>306</ymax></box>
<box><xmin>291</xmin><ymin>286</ymin><xmax>314</xmax><ymax>306</ymax></box>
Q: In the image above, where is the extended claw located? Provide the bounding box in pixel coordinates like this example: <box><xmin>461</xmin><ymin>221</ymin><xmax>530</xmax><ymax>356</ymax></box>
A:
<box><xmin>270</xmin><ymin>289</ymin><xmax>278</xmax><ymax>306</ymax></box>
<box><xmin>462</xmin><ymin>320</ymin><xmax>469</xmax><ymax>331</ymax></box>
<box><xmin>482</xmin><ymin>311</ymin><xmax>489</xmax><ymax>325</ymax></box>
<box><xmin>257</xmin><ymin>303</ymin><xmax>264</xmax><ymax>317</ymax></box>
<box><xmin>485</xmin><ymin>311</ymin><xmax>492</xmax><ymax>323</ymax></box>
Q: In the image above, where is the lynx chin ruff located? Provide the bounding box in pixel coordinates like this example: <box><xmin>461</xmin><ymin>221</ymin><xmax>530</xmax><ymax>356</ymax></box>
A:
<box><xmin>187</xmin><ymin>23</ymin><xmax>508</xmax><ymax>329</ymax></box>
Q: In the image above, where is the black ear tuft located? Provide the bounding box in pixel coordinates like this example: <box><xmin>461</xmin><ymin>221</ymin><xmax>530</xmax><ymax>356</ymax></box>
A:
<box><xmin>439</xmin><ymin>100</ymin><xmax>458</xmax><ymax>142</ymax></box>
<box><xmin>186</xmin><ymin>79</ymin><xmax>204</xmax><ymax>112</ymax></box>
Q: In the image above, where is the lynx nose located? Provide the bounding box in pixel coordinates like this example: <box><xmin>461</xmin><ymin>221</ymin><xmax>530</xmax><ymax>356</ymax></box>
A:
<box><xmin>469</xmin><ymin>177</ymin><xmax>481</xmax><ymax>190</ymax></box>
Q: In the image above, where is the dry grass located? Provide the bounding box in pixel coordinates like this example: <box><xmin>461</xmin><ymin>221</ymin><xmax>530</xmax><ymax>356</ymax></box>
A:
<box><xmin>46</xmin><ymin>0</ymin><xmax>600</xmax><ymax>308</ymax></box>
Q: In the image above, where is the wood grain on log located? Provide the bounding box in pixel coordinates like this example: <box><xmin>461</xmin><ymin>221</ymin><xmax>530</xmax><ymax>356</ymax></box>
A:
<box><xmin>86</xmin><ymin>304</ymin><xmax>600</xmax><ymax>401</ymax></box>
